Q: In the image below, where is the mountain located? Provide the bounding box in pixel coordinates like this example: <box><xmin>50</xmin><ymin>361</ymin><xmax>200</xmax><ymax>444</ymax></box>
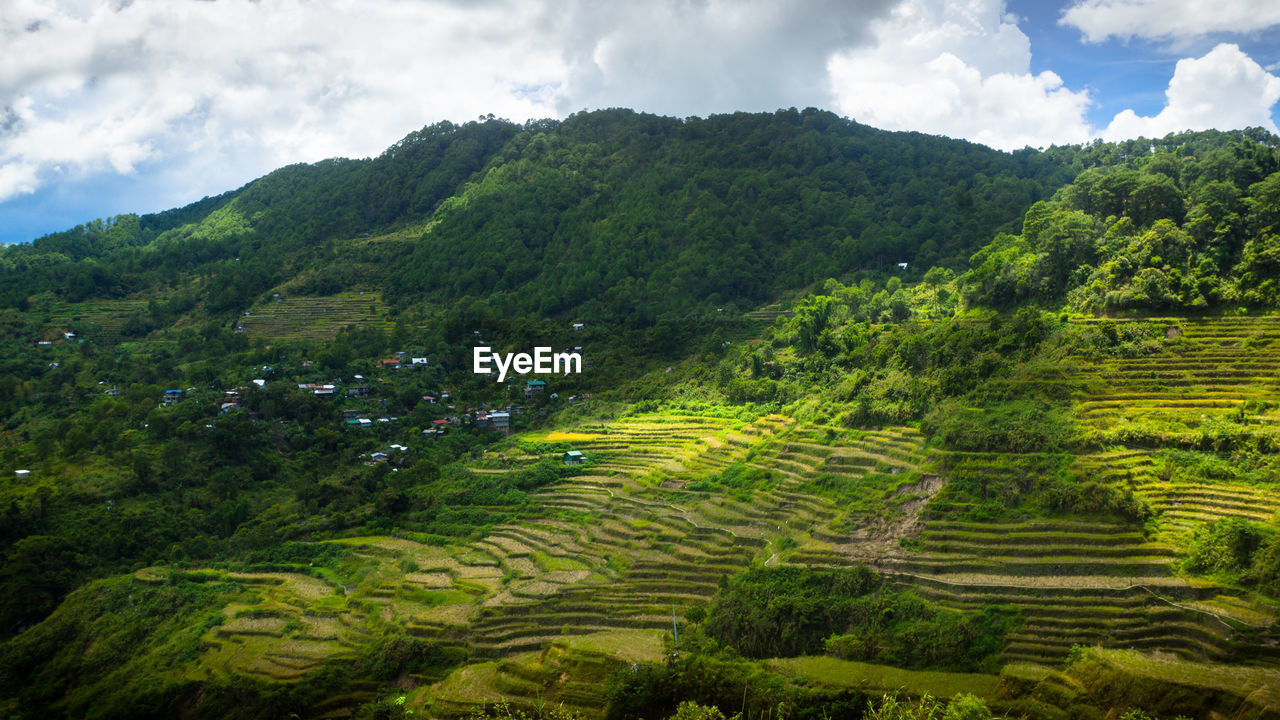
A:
<box><xmin>2</xmin><ymin>110</ymin><xmax>1280</xmax><ymax>720</ymax></box>
<box><xmin>1</xmin><ymin>109</ymin><xmax>1074</xmax><ymax>323</ymax></box>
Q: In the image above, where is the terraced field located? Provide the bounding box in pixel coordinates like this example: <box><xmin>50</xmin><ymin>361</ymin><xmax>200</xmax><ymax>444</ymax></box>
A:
<box><xmin>146</xmin><ymin>412</ymin><xmax>931</xmax><ymax>717</ymax></box>
<box><xmin>28</xmin><ymin>298</ymin><xmax>150</xmax><ymax>339</ymax></box>
<box><xmin>1076</xmin><ymin>317</ymin><xmax>1280</xmax><ymax>543</ymax></box>
<box><xmin>115</xmin><ymin>317</ymin><xmax>1280</xmax><ymax>714</ymax></box>
<box><xmin>1077</xmin><ymin>316</ymin><xmax>1280</xmax><ymax>437</ymax></box>
<box><xmin>238</xmin><ymin>293</ymin><xmax>395</xmax><ymax>341</ymax></box>
<box><xmin>852</xmin><ymin>316</ymin><xmax>1280</xmax><ymax>667</ymax></box>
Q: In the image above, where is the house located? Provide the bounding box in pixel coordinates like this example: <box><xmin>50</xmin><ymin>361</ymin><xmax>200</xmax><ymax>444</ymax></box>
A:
<box><xmin>163</xmin><ymin>389</ymin><xmax>183</xmax><ymax>406</ymax></box>
<box><xmin>411</xmin><ymin>357</ymin><xmax>428</xmax><ymax>366</ymax></box>
<box><xmin>370</xmin><ymin>452</ymin><xmax>388</xmax><ymax>462</ymax></box>
<box><xmin>15</xmin><ymin>469</ymin><xmax>30</xmax><ymax>479</ymax></box>
<box><xmin>37</xmin><ymin>341</ymin><xmax>52</xmax><ymax>347</ymax></box>
<box><xmin>297</xmin><ymin>383</ymin><xmax>336</xmax><ymax>398</ymax></box>
<box><xmin>63</xmin><ymin>332</ymin><xmax>76</xmax><ymax>340</ymax></box>
<box><xmin>252</xmin><ymin>379</ymin><xmax>266</xmax><ymax>389</ymax></box>
<box><xmin>422</xmin><ymin>395</ymin><xmax>436</xmax><ymax>404</ymax></box>
<box><xmin>341</xmin><ymin>409</ymin><xmax>361</xmax><ymax>422</ymax></box>
<box><xmin>572</xmin><ymin>323</ymin><xmax>584</xmax><ymax>331</ymax></box>
<box><xmin>525</xmin><ymin>380</ymin><xmax>547</xmax><ymax>398</ymax></box>
<box><xmin>348</xmin><ymin>386</ymin><xmax>369</xmax><ymax>398</ymax></box>
<box><xmin>105</xmin><ymin>387</ymin><xmax>120</xmax><ymax>397</ymax></box>
<box><xmin>563</xmin><ymin>450</ymin><xmax>585</xmax><ymax>466</ymax></box>
<box><xmin>381</xmin><ymin>359</ymin><xmax>401</xmax><ymax>370</ymax></box>
<box><xmin>489</xmin><ymin>411</ymin><xmax>510</xmax><ymax>432</ymax></box>
<box><xmin>220</xmin><ymin>402</ymin><xmax>240</xmax><ymax>414</ymax></box>
<box><xmin>358</xmin><ymin>418</ymin><xmax>373</xmax><ymax>429</ymax></box>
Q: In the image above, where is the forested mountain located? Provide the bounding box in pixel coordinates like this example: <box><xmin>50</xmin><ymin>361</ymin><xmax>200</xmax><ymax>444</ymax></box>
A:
<box><xmin>3</xmin><ymin>111</ymin><xmax>1280</xmax><ymax>720</ymax></box>
<box><xmin>961</xmin><ymin>128</ymin><xmax>1280</xmax><ymax>310</ymax></box>
<box><xmin>1</xmin><ymin>108</ymin><xmax>1076</xmax><ymax>324</ymax></box>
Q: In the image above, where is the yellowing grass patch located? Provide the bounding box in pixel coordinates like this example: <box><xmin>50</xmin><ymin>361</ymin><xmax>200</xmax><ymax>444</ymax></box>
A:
<box><xmin>555</xmin><ymin>629</ymin><xmax>666</xmax><ymax>663</ymax></box>
<box><xmin>546</xmin><ymin>432</ymin><xmax>602</xmax><ymax>442</ymax></box>
<box><xmin>1089</xmin><ymin>648</ymin><xmax>1280</xmax><ymax>706</ymax></box>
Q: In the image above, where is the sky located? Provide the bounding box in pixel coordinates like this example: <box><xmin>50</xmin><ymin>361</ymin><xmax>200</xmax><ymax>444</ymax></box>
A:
<box><xmin>2</xmin><ymin>0</ymin><xmax>1280</xmax><ymax>245</ymax></box>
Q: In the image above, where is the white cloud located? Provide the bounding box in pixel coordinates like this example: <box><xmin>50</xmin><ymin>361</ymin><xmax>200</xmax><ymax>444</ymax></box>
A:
<box><xmin>0</xmin><ymin>0</ymin><xmax>570</xmax><ymax>204</ymax></box>
<box><xmin>1061</xmin><ymin>0</ymin><xmax>1280</xmax><ymax>43</ymax></box>
<box><xmin>3</xmin><ymin>0</ymin><xmax>1278</xmax><ymax>221</ymax></box>
<box><xmin>828</xmin><ymin>0</ymin><xmax>1094</xmax><ymax>150</ymax></box>
<box><xmin>546</xmin><ymin>0</ymin><xmax>896</xmax><ymax>118</ymax></box>
<box><xmin>1101</xmin><ymin>43</ymin><xmax>1280</xmax><ymax>139</ymax></box>
<box><xmin>0</xmin><ymin>162</ymin><xmax>38</xmax><ymax>200</ymax></box>
<box><xmin>0</xmin><ymin>0</ymin><xmax>904</xmax><ymax>207</ymax></box>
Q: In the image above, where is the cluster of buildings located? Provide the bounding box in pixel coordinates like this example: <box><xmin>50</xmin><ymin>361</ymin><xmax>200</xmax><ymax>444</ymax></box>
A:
<box><xmin>420</xmin><ymin>404</ymin><xmax>520</xmax><ymax>437</ymax></box>
<box><xmin>146</xmin><ymin>346</ymin><xmax>587</xmax><ymax>441</ymax></box>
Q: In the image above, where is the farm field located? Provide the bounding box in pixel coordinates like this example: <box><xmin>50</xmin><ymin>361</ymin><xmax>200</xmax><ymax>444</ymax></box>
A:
<box><xmin>8</xmin><ymin>315</ymin><xmax>1280</xmax><ymax>720</ymax></box>
<box><xmin>884</xmin><ymin>317</ymin><xmax>1280</xmax><ymax>667</ymax></box>
<box><xmin>237</xmin><ymin>293</ymin><xmax>396</xmax><ymax>341</ymax></box>
<box><xmin>84</xmin><ymin>317</ymin><xmax>1280</xmax><ymax>717</ymax></box>
<box><xmin>129</xmin><ymin>412</ymin><xmax>935</xmax><ymax>717</ymax></box>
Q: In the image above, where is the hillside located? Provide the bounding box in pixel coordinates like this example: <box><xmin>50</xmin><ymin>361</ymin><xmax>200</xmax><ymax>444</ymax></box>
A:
<box><xmin>2</xmin><ymin>116</ymin><xmax>1280</xmax><ymax>720</ymax></box>
<box><xmin>0</xmin><ymin>109</ymin><xmax>1074</xmax><ymax>323</ymax></box>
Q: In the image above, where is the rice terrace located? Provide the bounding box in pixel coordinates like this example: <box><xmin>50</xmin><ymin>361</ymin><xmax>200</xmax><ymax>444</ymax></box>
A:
<box><xmin>90</xmin><ymin>316</ymin><xmax>1280</xmax><ymax>718</ymax></box>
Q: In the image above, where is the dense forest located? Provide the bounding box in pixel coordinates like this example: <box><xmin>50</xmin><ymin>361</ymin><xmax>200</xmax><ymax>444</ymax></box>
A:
<box><xmin>2</xmin><ymin>111</ymin><xmax>1280</xmax><ymax>720</ymax></box>
<box><xmin>0</xmin><ymin>109</ymin><xmax>1079</xmax><ymax>323</ymax></box>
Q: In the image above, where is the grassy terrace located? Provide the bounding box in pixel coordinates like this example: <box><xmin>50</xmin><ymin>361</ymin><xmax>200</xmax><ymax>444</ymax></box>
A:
<box><xmin>238</xmin><ymin>292</ymin><xmax>395</xmax><ymax>341</ymax></box>
<box><xmin>1076</xmin><ymin>317</ymin><xmax>1280</xmax><ymax>537</ymax></box>
<box><xmin>130</xmin><ymin>412</ymin><xmax>936</xmax><ymax>717</ymax></box>
<box><xmin>866</xmin><ymin>316</ymin><xmax>1280</xmax><ymax>668</ymax></box>
<box><xmin>1074</xmin><ymin>316</ymin><xmax>1280</xmax><ymax>434</ymax></box>
<box><xmin>51</xmin><ymin>298</ymin><xmax>150</xmax><ymax>335</ymax></box>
